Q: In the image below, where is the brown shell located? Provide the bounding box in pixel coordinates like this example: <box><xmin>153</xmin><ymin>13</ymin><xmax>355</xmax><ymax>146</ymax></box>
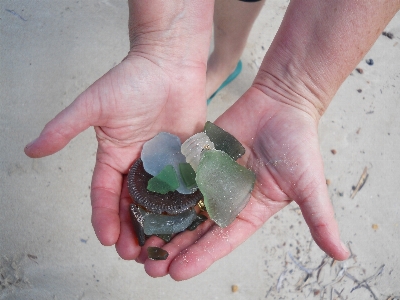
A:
<box><xmin>127</xmin><ymin>159</ymin><xmax>203</xmax><ymax>215</ymax></box>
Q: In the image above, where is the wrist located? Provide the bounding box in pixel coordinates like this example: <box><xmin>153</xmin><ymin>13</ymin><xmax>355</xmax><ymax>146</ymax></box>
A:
<box><xmin>128</xmin><ymin>0</ymin><xmax>214</xmax><ymax>67</ymax></box>
<box><xmin>252</xmin><ymin>64</ymin><xmax>328</xmax><ymax>123</ymax></box>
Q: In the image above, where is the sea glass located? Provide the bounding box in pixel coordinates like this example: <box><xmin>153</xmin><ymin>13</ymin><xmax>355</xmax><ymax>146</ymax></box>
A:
<box><xmin>147</xmin><ymin>165</ymin><xmax>179</xmax><ymax>194</ymax></box>
<box><xmin>179</xmin><ymin>163</ymin><xmax>197</xmax><ymax>189</ymax></box>
<box><xmin>196</xmin><ymin>150</ymin><xmax>256</xmax><ymax>227</ymax></box>
<box><xmin>141</xmin><ymin>132</ymin><xmax>194</xmax><ymax>194</ymax></box>
<box><xmin>147</xmin><ymin>247</ymin><xmax>169</xmax><ymax>260</ymax></box>
<box><xmin>186</xmin><ymin>214</ymin><xmax>208</xmax><ymax>231</ymax></box>
<box><xmin>181</xmin><ymin>132</ymin><xmax>215</xmax><ymax>171</ymax></box>
<box><xmin>129</xmin><ymin>204</ymin><xmax>148</xmax><ymax>246</ymax></box>
<box><xmin>154</xmin><ymin>234</ymin><xmax>172</xmax><ymax>243</ymax></box>
<box><xmin>127</xmin><ymin>159</ymin><xmax>203</xmax><ymax>215</ymax></box>
<box><xmin>204</xmin><ymin>121</ymin><xmax>245</xmax><ymax>160</ymax></box>
<box><xmin>143</xmin><ymin>208</ymin><xmax>197</xmax><ymax>235</ymax></box>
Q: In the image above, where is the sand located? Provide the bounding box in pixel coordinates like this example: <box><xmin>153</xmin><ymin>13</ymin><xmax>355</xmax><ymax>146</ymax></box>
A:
<box><xmin>1</xmin><ymin>1</ymin><xmax>400</xmax><ymax>299</ymax></box>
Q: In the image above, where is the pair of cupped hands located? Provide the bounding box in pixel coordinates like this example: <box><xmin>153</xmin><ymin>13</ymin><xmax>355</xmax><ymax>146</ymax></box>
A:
<box><xmin>24</xmin><ymin>47</ymin><xmax>349</xmax><ymax>280</ymax></box>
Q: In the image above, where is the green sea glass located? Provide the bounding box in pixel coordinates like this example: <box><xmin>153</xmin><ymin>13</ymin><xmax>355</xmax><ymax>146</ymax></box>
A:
<box><xmin>147</xmin><ymin>165</ymin><xmax>179</xmax><ymax>194</ymax></box>
<box><xmin>204</xmin><ymin>121</ymin><xmax>245</xmax><ymax>160</ymax></box>
<box><xmin>147</xmin><ymin>247</ymin><xmax>169</xmax><ymax>260</ymax></box>
<box><xmin>186</xmin><ymin>214</ymin><xmax>208</xmax><ymax>231</ymax></box>
<box><xmin>196</xmin><ymin>150</ymin><xmax>255</xmax><ymax>227</ymax></box>
<box><xmin>143</xmin><ymin>208</ymin><xmax>197</xmax><ymax>235</ymax></box>
<box><xmin>179</xmin><ymin>163</ymin><xmax>197</xmax><ymax>189</ymax></box>
<box><xmin>154</xmin><ymin>234</ymin><xmax>172</xmax><ymax>243</ymax></box>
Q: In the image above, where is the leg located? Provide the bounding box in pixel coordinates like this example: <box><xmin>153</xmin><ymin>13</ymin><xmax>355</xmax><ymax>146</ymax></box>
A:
<box><xmin>206</xmin><ymin>0</ymin><xmax>266</xmax><ymax>99</ymax></box>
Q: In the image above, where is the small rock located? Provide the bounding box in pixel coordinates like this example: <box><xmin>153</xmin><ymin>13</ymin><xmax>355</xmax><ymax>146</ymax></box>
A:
<box><xmin>147</xmin><ymin>247</ymin><xmax>169</xmax><ymax>260</ymax></box>
<box><xmin>366</xmin><ymin>59</ymin><xmax>374</xmax><ymax>66</ymax></box>
<box><xmin>331</xmin><ymin>149</ymin><xmax>337</xmax><ymax>155</ymax></box>
<box><xmin>356</xmin><ymin>68</ymin><xmax>363</xmax><ymax>74</ymax></box>
<box><xmin>372</xmin><ymin>224</ymin><xmax>379</xmax><ymax>231</ymax></box>
<box><xmin>382</xmin><ymin>31</ymin><xmax>394</xmax><ymax>39</ymax></box>
<box><xmin>357</xmin><ymin>89</ymin><xmax>362</xmax><ymax>93</ymax></box>
<box><xmin>232</xmin><ymin>285</ymin><xmax>239</xmax><ymax>293</ymax></box>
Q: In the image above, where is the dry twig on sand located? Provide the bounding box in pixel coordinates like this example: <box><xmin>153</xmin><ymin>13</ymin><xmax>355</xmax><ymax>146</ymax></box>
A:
<box><xmin>351</xmin><ymin>167</ymin><xmax>368</xmax><ymax>199</ymax></box>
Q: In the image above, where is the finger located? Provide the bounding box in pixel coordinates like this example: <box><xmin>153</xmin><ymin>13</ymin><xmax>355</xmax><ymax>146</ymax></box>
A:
<box><xmin>91</xmin><ymin>158</ymin><xmax>122</xmax><ymax>246</ymax></box>
<box><xmin>167</xmin><ymin>219</ymin><xmax>258</xmax><ymax>281</ymax></box>
<box><xmin>166</xmin><ymin>195</ymin><xmax>286</xmax><ymax>281</ymax></box>
<box><xmin>294</xmin><ymin>165</ymin><xmax>350</xmax><ymax>260</ymax></box>
<box><xmin>143</xmin><ymin>218</ymin><xmax>214</xmax><ymax>277</ymax></box>
<box><xmin>24</xmin><ymin>93</ymin><xmax>95</xmax><ymax>158</ymax></box>
<box><xmin>115</xmin><ymin>190</ymin><xmax>142</xmax><ymax>260</ymax></box>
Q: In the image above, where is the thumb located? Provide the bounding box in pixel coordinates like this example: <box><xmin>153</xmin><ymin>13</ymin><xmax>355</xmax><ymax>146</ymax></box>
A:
<box><xmin>294</xmin><ymin>159</ymin><xmax>350</xmax><ymax>260</ymax></box>
<box><xmin>24</xmin><ymin>93</ymin><xmax>95</xmax><ymax>158</ymax></box>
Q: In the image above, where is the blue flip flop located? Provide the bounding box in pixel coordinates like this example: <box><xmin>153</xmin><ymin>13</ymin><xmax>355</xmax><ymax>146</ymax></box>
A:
<box><xmin>207</xmin><ymin>60</ymin><xmax>242</xmax><ymax>105</ymax></box>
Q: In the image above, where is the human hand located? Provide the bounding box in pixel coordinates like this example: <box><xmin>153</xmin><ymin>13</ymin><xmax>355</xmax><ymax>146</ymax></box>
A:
<box><xmin>24</xmin><ymin>52</ymin><xmax>208</xmax><ymax>258</ymax></box>
<box><xmin>140</xmin><ymin>87</ymin><xmax>349</xmax><ymax>280</ymax></box>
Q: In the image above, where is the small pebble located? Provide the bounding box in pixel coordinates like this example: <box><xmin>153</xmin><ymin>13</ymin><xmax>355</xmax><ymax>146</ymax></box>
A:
<box><xmin>326</xmin><ymin>179</ymin><xmax>331</xmax><ymax>186</ymax></box>
<box><xmin>331</xmin><ymin>149</ymin><xmax>337</xmax><ymax>155</ymax></box>
<box><xmin>232</xmin><ymin>285</ymin><xmax>239</xmax><ymax>293</ymax></box>
<box><xmin>357</xmin><ymin>89</ymin><xmax>362</xmax><ymax>93</ymax></box>
<box><xmin>356</xmin><ymin>68</ymin><xmax>363</xmax><ymax>74</ymax></box>
<box><xmin>382</xmin><ymin>31</ymin><xmax>394</xmax><ymax>39</ymax></box>
<box><xmin>147</xmin><ymin>247</ymin><xmax>169</xmax><ymax>260</ymax></box>
<box><xmin>366</xmin><ymin>59</ymin><xmax>374</xmax><ymax>66</ymax></box>
<box><xmin>372</xmin><ymin>224</ymin><xmax>379</xmax><ymax>231</ymax></box>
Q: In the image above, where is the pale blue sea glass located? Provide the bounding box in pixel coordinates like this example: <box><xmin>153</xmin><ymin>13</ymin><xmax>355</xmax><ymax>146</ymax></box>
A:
<box><xmin>141</xmin><ymin>132</ymin><xmax>195</xmax><ymax>194</ymax></box>
<box><xmin>196</xmin><ymin>150</ymin><xmax>256</xmax><ymax>227</ymax></box>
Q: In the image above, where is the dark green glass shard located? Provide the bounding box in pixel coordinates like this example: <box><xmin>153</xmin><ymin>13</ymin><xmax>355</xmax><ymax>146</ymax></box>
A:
<box><xmin>179</xmin><ymin>163</ymin><xmax>197</xmax><ymax>189</ymax></box>
<box><xmin>154</xmin><ymin>234</ymin><xmax>172</xmax><ymax>243</ymax></box>
<box><xmin>147</xmin><ymin>247</ymin><xmax>169</xmax><ymax>260</ymax></box>
<box><xmin>204</xmin><ymin>121</ymin><xmax>245</xmax><ymax>160</ymax></box>
<box><xmin>186</xmin><ymin>214</ymin><xmax>208</xmax><ymax>231</ymax></box>
<box><xmin>129</xmin><ymin>204</ymin><xmax>147</xmax><ymax>246</ymax></box>
<box><xmin>147</xmin><ymin>164</ymin><xmax>179</xmax><ymax>194</ymax></box>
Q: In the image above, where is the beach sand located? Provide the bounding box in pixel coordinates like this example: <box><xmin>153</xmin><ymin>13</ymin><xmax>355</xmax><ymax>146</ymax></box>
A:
<box><xmin>1</xmin><ymin>1</ymin><xmax>400</xmax><ymax>299</ymax></box>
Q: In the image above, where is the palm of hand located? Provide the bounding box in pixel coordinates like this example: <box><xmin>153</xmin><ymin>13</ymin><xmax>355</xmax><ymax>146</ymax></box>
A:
<box><xmin>141</xmin><ymin>87</ymin><xmax>348</xmax><ymax>280</ymax></box>
<box><xmin>24</xmin><ymin>54</ymin><xmax>207</xmax><ymax>255</ymax></box>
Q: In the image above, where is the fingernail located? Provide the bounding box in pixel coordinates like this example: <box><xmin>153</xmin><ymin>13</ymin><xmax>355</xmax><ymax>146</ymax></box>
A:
<box><xmin>340</xmin><ymin>241</ymin><xmax>349</xmax><ymax>254</ymax></box>
<box><xmin>25</xmin><ymin>138</ymin><xmax>37</xmax><ymax>149</ymax></box>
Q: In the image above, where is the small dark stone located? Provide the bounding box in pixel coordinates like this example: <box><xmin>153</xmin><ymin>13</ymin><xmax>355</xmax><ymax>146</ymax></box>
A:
<box><xmin>187</xmin><ymin>214</ymin><xmax>208</xmax><ymax>231</ymax></box>
<box><xmin>365</xmin><ymin>59</ymin><xmax>374</xmax><ymax>66</ymax></box>
<box><xmin>331</xmin><ymin>149</ymin><xmax>337</xmax><ymax>155</ymax></box>
<box><xmin>147</xmin><ymin>247</ymin><xmax>169</xmax><ymax>260</ymax></box>
<box><xmin>357</xmin><ymin>89</ymin><xmax>362</xmax><ymax>93</ymax></box>
<box><xmin>356</xmin><ymin>68</ymin><xmax>363</xmax><ymax>74</ymax></box>
<box><xmin>382</xmin><ymin>31</ymin><xmax>394</xmax><ymax>39</ymax></box>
